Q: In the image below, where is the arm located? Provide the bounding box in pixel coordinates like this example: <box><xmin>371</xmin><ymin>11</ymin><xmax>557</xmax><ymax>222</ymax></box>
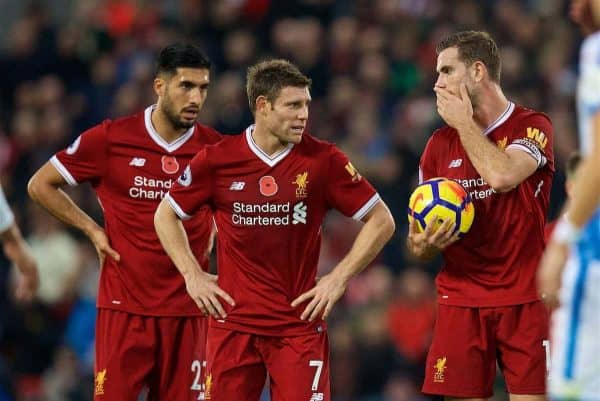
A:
<box><xmin>154</xmin><ymin>198</ymin><xmax>234</xmax><ymax>318</ymax></box>
<box><xmin>291</xmin><ymin>201</ymin><xmax>395</xmax><ymax>320</ymax></box>
<box><xmin>453</xmin><ymin>120</ymin><xmax>537</xmax><ymax>192</ymax></box>
<box><xmin>566</xmin><ymin>112</ymin><xmax>600</xmax><ymax>226</ymax></box>
<box><xmin>1</xmin><ymin>224</ymin><xmax>38</xmax><ymax>301</ymax></box>
<box><xmin>435</xmin><ymin>84</ymin><xmax>538</xmax><ymax>192</ymax></box>
<box><xmin>538</xmin><ymin>111</ymin><xmax>600</xmax><ymax>308</ymax></box>
<box><xmin>27</xmin><ymin>162</ymin><xmax>119</xmax><ymax>264</ymax></box>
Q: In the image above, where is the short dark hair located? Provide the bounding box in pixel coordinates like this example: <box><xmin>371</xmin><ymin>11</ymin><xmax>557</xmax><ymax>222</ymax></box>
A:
<box><xmin>156</xmin><ymin>43</ymin><xmax>211</xmax><ymax>77</ymax></box>
<box><xmin>436</xmin><ymin>31</ymin><xmax>501</xmax><ymax>83</ymax></box>
<box><xmin>246</xmin><ymin>59</ymin><xmax>312</xmax><ymax>116</ymax></box>
<box><xmin>565</xmin><ymin>151</ymin><xmax>582</xmax><ymax>179</ymax></box>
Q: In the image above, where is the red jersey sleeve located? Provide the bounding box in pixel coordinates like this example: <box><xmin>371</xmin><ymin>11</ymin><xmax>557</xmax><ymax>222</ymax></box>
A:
<box><xmin>51</xmin><ymin>121</ymin><xmax>109</xmax><ymax>185</ymax></box>
<box><xmin>505</xmin><ymin>113</ymin><xmax>554</xmax><ymax>170</ymax></box>
<box><xmin>325</xmin><ymin>146</ymin><xmax>379</xmax><ymax>220</ymax></box>
<box><xmin>166</xmin><ymin>147</ymin><xmax>214</xmax><ymax>220</ymax></box>
<box><xmin>419</xmin><ymin>131</ymin><xmax>440</xmax><ymax>183</ymax></box>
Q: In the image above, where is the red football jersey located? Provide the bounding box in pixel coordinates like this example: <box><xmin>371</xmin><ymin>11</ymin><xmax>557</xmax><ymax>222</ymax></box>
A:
<box><xmin>167</xmin><ymin>126</ymin><xmax>379</xmax><ymax>336</ymax></box>
<box><xmin>51</xmin><ymin>106</ymin><xmax>221</xmax><ymax>316</ymax></box>
<box><xmin>419</xmin><ymin>102</ymin><xmax>554</xmax><ymax>306</ymax></box>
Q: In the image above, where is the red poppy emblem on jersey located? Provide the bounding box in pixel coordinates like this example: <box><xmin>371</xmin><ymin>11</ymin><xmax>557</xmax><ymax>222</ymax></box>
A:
<box><xmin>259</xmin><ymin>176</ymin><xmax>278</xmax><ymax>197</ymax></box>
<box><xmin>161</xmin><ymin>156</ymin><xmax>180</xmax><ymax>174</ymax></box>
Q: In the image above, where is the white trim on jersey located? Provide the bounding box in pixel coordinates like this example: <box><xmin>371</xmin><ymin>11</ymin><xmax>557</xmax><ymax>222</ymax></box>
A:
<box><xmin>0</xmin><ymin>185</ymin><xmax>15</xmax><ymax>233</ymax></box>
<box><xmin>352</xmin><ymin>193</ymin><xmax>381</xmax><ymax>220</ymax></box>
<box><xmin>165</xmin><ymin>193</ymin><xmax>192</xmax><ymax>220</ymax></box>
<box><xmin>144</xmin><ymin>105</ymin><xmax>196</xmax><ymax>153</ymax></box>
<box><xmin>481</xmin><ymin>101</ymin><xmax>515</xmax><ymax>136</ymax></box>
<box><xmin>506</xmin><ymin>142</ymin><xmax>547</xmax><ymax>168</ymax></box>
<box><xmin>50</xmin><ymin>155</ymin><xmax>78</xmax><ymax>186</ymax></box>
<box><xmin>245</xmin><ymin>125</ymin><xmax>294</xmax><ymax>167</ymax></box>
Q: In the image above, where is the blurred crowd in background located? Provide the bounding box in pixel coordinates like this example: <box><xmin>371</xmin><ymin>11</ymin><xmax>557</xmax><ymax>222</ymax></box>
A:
<box><xmin>0</xmin><ymin>1</ymin><xmax>582</xmax><ymax>400</ymax></box>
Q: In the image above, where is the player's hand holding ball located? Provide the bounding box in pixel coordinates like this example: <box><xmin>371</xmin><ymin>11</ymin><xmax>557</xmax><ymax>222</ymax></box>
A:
<box><xmin>407</xmin><ymin>178</ymin><xmax>474</xmax><ymax>259</ymax></box>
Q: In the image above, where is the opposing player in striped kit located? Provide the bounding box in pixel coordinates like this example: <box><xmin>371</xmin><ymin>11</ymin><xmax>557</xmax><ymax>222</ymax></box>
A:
<box><xmin>539</xmin><ymin>1</ymin><xmax>600</xmax><ymax>399</ymax></box>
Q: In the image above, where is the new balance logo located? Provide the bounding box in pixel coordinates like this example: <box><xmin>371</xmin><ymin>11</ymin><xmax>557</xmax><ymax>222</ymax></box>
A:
<box><xmin>448</xmin><ymin>159</ymin><xmax>462</xmax><ymax>168</ymax></box>
<box><xmin>230</xmin><ymin>182</ymin><xmax>245</xmax><ymax>191</ymax></box>
<box><xmin>293</xmin><ymin>202</ymin><xmax>307</xmax><ymax>225</ymax></box>
<box><xmin>129</xmin><ymin>157</ymin><xmax>146</xmax><ymax>167</ymax></box>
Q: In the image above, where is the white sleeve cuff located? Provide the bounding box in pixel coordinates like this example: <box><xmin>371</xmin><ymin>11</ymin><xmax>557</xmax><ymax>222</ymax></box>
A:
<box><xmin>50</xmin><ymin>155</ymin><xmax>78</xmax><ymax>186</ymax></box>
<box><xmin>165</xmin><ymin>193</ymin><xmax>192</xmax><ymax>220</ymax></box>
<box><xmin>352</xmin><ymin>193</ymin><xmax>381</xmax><ymax>220</ymax></box>
<box><xmin>0</xmin><ymin>187</ymin><xmax>14</xmax><ymax>233</ymax></box>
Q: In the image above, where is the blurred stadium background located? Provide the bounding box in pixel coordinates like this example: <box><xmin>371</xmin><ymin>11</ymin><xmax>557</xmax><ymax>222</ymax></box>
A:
<box><xmin>0</xmin><ymin>1</ymin><xmax>580</xmax><ymax>400</ymax></box>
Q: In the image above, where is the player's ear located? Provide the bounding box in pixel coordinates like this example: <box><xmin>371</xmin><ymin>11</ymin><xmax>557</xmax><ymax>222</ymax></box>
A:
<box><xmin>153</xmin><ymin>76</ymin><xmax>166</xmax><ymax>98</ymax></box>
<box><xmin>256</xmin><ymin>96</ymin><xmax>269</xmax><ymax>116</ymax></box>
<box><xmin>471</xmin><ymin>61</ymin><xmax>486</xmax><ymax>83</ymax></box>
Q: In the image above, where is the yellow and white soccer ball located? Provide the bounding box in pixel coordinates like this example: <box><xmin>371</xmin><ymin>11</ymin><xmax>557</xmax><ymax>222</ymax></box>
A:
<box><xmin>407</xmin><ymin>177</ymin><xmax>475</xmax><ymax>237</ymax></box>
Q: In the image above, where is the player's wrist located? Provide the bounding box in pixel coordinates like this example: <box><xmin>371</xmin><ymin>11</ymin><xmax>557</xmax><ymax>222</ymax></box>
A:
<box><xmin>410</xmin><ymin>242</ymin><xmax>436</xmax><ymax>260</ymax></box>
<box><xmin>407</xmin><ymin>236</ymin><xmax>427</xmax><ymax>255</ymax></box>
<box><xmin>552</xmin><ymin>214</ymin><xmax>581</xmax><ymax>245</ymax></box>
<box><xmin>335</xmin><ymin>268</ymin><xmax>353</xmax><ymax>285</ymax></box>
<box><xmin>455</xmin><ymin>119</ymin><xmax>478</xmax><ymax>136</ymax></box>
<box><xmin>182</xmin><ymin>267</ymin><xmax>203</xmax><ymax>282</ymax></box>
<box><xmin>82</xmin><ymin>221</ymin><xmax>103</xmax><ymax>238</ymax></box>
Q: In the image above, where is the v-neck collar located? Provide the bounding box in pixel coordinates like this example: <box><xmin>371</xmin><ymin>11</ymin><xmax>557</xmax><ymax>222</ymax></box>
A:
<box><xmin>144</xmin><ymin>105</ymin><xmax>195</xmax><ymax>153</ymax></box>
<box><xmin>481</xmin><ymin>101</ymin><xmax>514</xmax><ymax>136</ymax></box>
<box><xmin>245</xmin><ymin>125</ymin><xmax>294</xmax><ymax>167</ymax></box>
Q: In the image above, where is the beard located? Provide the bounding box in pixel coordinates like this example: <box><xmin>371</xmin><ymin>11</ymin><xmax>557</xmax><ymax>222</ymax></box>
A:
<box><xmin>162</xmin><ymin>94</ymin><xmax>195</xmax><ymax>130</ymax></box>
<box><xmin>466</xmin><ymin>86</ymin><xmax>479</xmax><ymax>109</ymax></box>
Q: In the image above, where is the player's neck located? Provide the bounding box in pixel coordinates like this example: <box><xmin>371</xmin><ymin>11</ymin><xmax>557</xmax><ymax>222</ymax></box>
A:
<box><xmin>252</xmin><ymin>124</ymin><xmax>288</xmax><ymax>156</ymax></box>
<box><xmin>151</xmin><ymin>107</ymin><xmax>188</xmax><ymax>144</ymax></box>
<box><xmin>472</xmin><ymin>85</ymin><xmax>510</xmax><ymax>130</ymax></box>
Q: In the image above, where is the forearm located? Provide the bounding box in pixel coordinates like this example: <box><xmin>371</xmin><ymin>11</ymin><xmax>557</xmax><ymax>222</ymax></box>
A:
<box><xmin>456</xmin><ymin>121</ymin><xmax>513</xmax><ymax>188</ymax></box>
<box><xmin>154</xmin><ymin>200</ymin><xmax>203</xmax><ymax>280</ymax></box>
<box><xmin>567</xmin><ymin>111</ymin><xmax>600</xmax><ymax>227</ymax></box>
<box><xmin>1</xmin><ymin>225</ymin><xmax>35</xmax><ymax>272</ymax></box>
<box><xmin>331</xmin><ymin>204</ymin><xmax>394</xmax><ymax>281</ymax></box>
<box><xmin>567</xmin><ymin>156</ymin><xmax>600</xmax><ymax>227</ymax></box>
<box><xmin>28</xmin><ymin>180</ymin><xmax>100</xmax><ymax>237</ymax></box>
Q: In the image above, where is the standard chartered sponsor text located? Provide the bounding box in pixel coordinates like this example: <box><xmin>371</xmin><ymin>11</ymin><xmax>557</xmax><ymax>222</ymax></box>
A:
<box><xmin>129</xmin><ymin>175</ymin><xmax>173</xmax><ymax>200</ymax></box>
<box><xmin>232</xmin><ymin>202</ymin><xmax>292</xmax><ymax>226</ymax></box>
<box><xmin>455</xmin><ymin>177</ymin><xmax>496</xmax><ymax>200</ymax></box>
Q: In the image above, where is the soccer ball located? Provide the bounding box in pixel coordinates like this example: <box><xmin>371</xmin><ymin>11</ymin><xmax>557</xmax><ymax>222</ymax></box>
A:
<box><xmin>407</xmin><ymin>177</ymin><xmax>475</xmax><ymax>237</ymax></box>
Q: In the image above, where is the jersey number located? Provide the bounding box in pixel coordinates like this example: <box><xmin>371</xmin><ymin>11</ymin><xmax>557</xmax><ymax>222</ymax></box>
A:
<box><xmin>309</xmin><ymin>360</ymin><xmax>323</xmax><ymax>391</ymax></box>
<box><xmin>542</xmin><ymin>339</ymin><xmax>551</xmax><ymax>373</ymax></box>
<box><xmin>191</xmin><ymin>360</ymin><xmax>206</xmax><ymax>399</ymax></box>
